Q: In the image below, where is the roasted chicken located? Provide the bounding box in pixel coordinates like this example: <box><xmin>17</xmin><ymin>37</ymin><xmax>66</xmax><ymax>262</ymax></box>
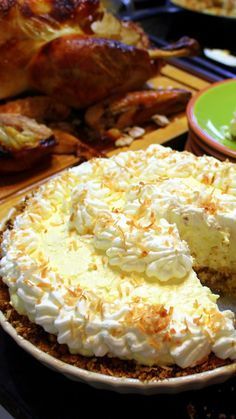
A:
<box><xmin>0</xmin><ymin>0</ymin><xmax>199</xmax><ymax>166</ymax></box>
<box><xmin>0</xmin><ymin>0</ymin><xmax>149</xmax><ymax>101</ymax></box>
<box><xmin>0</xmin><ymin>0</ymin><xmax>199</xmax><ymax>109</ymax></box>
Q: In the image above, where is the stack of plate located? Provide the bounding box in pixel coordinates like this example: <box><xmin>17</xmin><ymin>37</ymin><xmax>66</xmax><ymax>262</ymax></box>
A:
<box><xmin>186</xmin><ymin>79</ymin><xmax>236</xmax><ymax>162</ymax></box>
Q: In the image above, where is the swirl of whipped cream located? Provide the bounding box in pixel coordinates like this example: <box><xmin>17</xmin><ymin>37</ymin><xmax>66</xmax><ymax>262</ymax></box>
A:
<box><xmin>94</xmin><ymin>213</ymin><xmax>192</xmax><ymax>281</ymax></box>
<box><xmin>169</xmin><ymin>308</ymin><xmax>236</xmax><ymax>368</ymax></box>
<box><xmin>69</xmin><ymin>181</ymin><xmax>111</xmax><ymax>234</ymax></box>
<box><xmin>169</xmin><ymin>316</ymin><xmax>212</xmax><ymax>368</ymax></box>
<box><xmin>212</xmin><ymin>310</ymin><xmax>236</xmax><ymax>360</ymax></box>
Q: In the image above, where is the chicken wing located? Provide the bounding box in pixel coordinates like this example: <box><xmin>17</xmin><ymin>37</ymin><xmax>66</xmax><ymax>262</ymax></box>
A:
<box><xmin>85</xmin><ymin>88</ymin><xmax>192</xmax><ymax>134</ymax></box>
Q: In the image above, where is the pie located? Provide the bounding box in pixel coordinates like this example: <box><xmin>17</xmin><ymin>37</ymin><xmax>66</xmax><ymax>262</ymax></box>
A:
<box><xmin>0</xmin><ymin>144</ymin><xmax>236</xmax><ymax>374</ymax></box>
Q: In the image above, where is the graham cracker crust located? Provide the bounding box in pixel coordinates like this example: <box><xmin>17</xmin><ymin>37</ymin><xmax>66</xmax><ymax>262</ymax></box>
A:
<box><xmin>0</xmin><ymin>198</ymin><xmax>233</xmax><ymax>381</ymax></box>
<box><xmin>196</xmin><ymin>267</ymin><xmax>236</xmax><ymax>297</ymax></box>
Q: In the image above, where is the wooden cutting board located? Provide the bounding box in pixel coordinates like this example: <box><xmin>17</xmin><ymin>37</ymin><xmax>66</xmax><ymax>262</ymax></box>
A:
<box><xmin>0</xmin><ymin>64</ymin><xmax>210</xmax><ymax>204</ymax></box>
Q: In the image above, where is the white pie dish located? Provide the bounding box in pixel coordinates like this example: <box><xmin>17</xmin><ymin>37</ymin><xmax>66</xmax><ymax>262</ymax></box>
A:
<box><xmin>1</xmin><ymin>310</ymin><xmax>236</xmax><ymax>394</ymax></box>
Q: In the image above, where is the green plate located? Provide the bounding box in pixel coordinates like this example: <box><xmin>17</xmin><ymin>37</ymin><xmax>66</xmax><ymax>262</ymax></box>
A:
<box><xmin>192</xmin><ymin>79</ymin><xmax>236</xmax><ymax>151</ymax></box>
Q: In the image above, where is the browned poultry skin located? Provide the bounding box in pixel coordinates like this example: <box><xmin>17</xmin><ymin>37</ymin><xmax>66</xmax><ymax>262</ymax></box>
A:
<box><xmin>29</xmin><ymin>35</ymin><xmax>160</xmax><ymax>109</ymax></box>
<box><xmin>0</xmin><ymin>0</ymin><xmax>150</xmax><ymax>100</ymax></box>
<box><xmin>1</xmin><ymin>0</ymin><xmax>102</xmax><ymax>29</ymax></box>
<box><xmin>85</xmin><ymin>88</ymin><xmax>192</xmax><ymax>134</ymax></box>
<box><xmin>0</xmin><ymin>96</ymin><xmax>70</xmax><ymax>123</ymax></box>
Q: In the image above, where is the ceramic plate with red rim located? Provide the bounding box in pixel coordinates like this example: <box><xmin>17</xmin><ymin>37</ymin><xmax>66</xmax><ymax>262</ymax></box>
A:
<box><xmin>187</xmin><ymin>79</ymin><xmax>236</xmax><ymax>160</ymax></box>
<box><xmin>188</xmin><ymin>127</ymin><xmax>236</xmax><ymax>162</ymax></box>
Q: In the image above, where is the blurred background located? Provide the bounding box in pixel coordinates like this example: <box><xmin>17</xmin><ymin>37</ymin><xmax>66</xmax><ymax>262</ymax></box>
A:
<box><xmin>103</xmin><ymin>0</ymin><xmax>236</xmax><ymax>79</ymax></box>
<box><xmin>105</xmin><ymin>0</ymin><xmax>236</xmax><ymax>51</ymax></box>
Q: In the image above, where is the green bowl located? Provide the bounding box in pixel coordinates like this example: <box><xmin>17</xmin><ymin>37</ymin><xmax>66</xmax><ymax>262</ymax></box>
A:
<box><xmin>187</xmin><ymin>79</ymin><xmax>236</xmax><ymax>159</ymax></box>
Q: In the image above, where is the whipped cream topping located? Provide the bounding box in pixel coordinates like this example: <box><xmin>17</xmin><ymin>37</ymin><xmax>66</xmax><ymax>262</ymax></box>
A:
<box><xmin>1</xmin><ymin>144</ymin><xmax>236</xmax><ymax>368</ymax></box>
<box><xmin>70</xmin><ymin>159</ymin><xmax>236</xmax><ymax>275</ymax></box>
<box><xmin>70</xmin><ymin>178</ymin><xmax>192</xmax><ymax>282</ymax></box>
